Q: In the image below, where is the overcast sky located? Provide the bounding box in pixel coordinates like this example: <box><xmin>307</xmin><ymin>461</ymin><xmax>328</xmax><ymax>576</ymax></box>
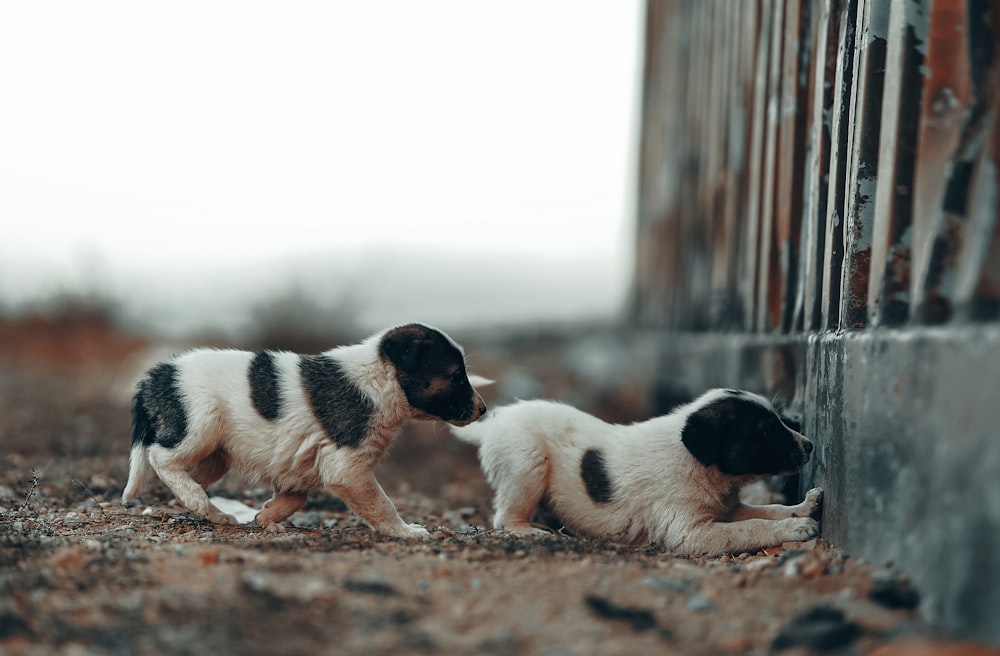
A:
<box><xmin>0</xmin><ymin>2</ymin><xmax>643</xmax><ymax>333</ymax></box>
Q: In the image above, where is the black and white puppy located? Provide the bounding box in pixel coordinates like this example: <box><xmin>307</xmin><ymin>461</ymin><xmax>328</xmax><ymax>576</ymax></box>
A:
<box><xmin>452</xmin><ymin>388</ymin><xmax>822</xmax><ymax>556</ymax></box>
<box><xmin>122</xmin><ymin>323</ymin><xmax>487</xmax><ymax>539</ymax></box>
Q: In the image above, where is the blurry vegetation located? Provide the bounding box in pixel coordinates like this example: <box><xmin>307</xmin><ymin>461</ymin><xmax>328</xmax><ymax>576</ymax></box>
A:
<box><xmin>240</xmin><ymin>285</ymin><xmax>363</xmax><ymax>353</ymax></box>
<box><xmin>0</xmin><ymin>293</ymin><xmax>146</xmax><ymax>374</ymax></box>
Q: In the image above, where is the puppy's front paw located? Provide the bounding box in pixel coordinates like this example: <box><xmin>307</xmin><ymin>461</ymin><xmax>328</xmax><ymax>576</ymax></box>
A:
<box><xmin>382</xmin><ymin>523</ymin><xmax>432</xmax><ymax>540</ymax></box>
<box><xmin>793</xmin><ymin>487</ymin><xmax>824</xmax><ymax>517</ymax></box>
<box><xmin>207</xmin><ymin>510</ymin><xmax>239</xmax><ymax>526</ymax></box>
<box><xmin>499</xmin><ymin>524</ymin><xmax>550</xmax><ymax>537</ymax></box>
<box><xmin>781</xmin><ymin>517</ymin><xmax>819</xmax><ymax>541</ymax></box>
<box><xmin>255</xmin><ymin>520</ymin><xmax>286</xmax><ymax>534</ymax></box>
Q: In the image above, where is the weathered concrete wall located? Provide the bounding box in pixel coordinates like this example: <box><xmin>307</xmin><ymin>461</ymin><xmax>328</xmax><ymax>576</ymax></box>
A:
<box><xmin>646</xmin><ymin>327</ymin><xmax>1000</xmax><ymax>642</ymax></box>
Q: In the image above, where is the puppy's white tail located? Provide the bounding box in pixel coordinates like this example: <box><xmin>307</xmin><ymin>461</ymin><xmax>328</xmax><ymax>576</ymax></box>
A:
<box><xmin>122</xmin><ymin>445</ymin><xmax>154</xmax><ymax>502</ymax></box>
<box><xmin>449</xmin><ymin>420</ymin><xmax>491</xmax><ymax>446</ymax></box>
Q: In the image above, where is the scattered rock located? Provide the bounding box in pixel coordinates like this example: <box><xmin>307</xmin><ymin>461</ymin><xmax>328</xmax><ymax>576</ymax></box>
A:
<box><xmin>0</xmin><ymin>609</ymin><xmax>29</xmax><ymax>638</ymax></box>
<box><xmin>686</xmin><ymin>595</ymin><xmax>715</xmax><ymax>612</ymax></box>
<box><xmin>241</xmin><ymin>570</ymin><xmax>336</xmax><ymax>604</ymax></box>
<box><xmin>638</xmin><ymin>575</ymin><xmax>696</xmax><ymax>595</ymax></box>
<box><xmin>771</xmin><ymin>605</ymin><xmax>862</xmax><ymax>652</ymax></box>
<box><xmin>290</xmin><ymin>511</ymin><xmax>322</xmax><ymax>529</ymax></box>
<box><xmin>87</xmin><ymin>474</ymin><xmax>112</xmax><ymax>493</ymax></box>
<box><xmin>344</xmin><ymin>578</ymin><xmax>397</xmax><ymax>597</ymax></box>
<box><xmin>744</xmin><ymin>556</ymin><xmax>778</xmax><ymax>572</ymax></box>
<box><xmin>584</xmin><ymin>595</ymin><xmax>659</xmax><ymax>633</ymax></box>
<box><xmin>50</xmin><ymin>547</ymin><xmax>86</xmax><ymax>576</ymax></box>
<box><xmin>835</xmin><ymin>598</ymin><xmax>913</xmax><ymax>634</ymax></box>
<box><xmin>869</xmin><ymin>576</ymin><xmax>920</xmax><ymax>610</ymax></box>
<box><xmin>197</xmin><ymin>548</ymin><xmax>220</xmax><ymax>566</ymax></box>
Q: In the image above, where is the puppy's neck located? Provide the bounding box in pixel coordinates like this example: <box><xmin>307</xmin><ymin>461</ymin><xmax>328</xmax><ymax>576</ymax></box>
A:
<box><xmin>322</xmin><ymin>340</ymin><xmax>415</xmax><ymax>441</ymax></box>
<box><xmin>698</xmin><ymin>464</ymin><xmax>761</xmax><ymax>504</ymax></box>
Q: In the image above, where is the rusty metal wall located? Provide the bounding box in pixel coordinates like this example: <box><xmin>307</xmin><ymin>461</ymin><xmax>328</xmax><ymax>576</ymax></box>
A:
<box><xmin>633</xmin><ymin>0</ymin><xmax>1000</xmax><ymax>333</ymax></box>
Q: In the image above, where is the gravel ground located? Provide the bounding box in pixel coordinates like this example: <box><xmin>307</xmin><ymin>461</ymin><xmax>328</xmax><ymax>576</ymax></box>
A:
<box><xmin>0</xmin><ymin>347</ymin><xmax>994</xmax><ymax>655</ymax></box>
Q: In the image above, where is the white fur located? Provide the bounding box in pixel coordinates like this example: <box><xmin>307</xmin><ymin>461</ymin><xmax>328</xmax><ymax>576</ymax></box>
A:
<box><xmin>453</xmin><ymin>388</ymin><xmax>822</xmax><ymax>556</ymax></box>
<box><xmin>123</xmin><ymin>326</ymin><xmax>486</xmax><ymax>539</ymax></box>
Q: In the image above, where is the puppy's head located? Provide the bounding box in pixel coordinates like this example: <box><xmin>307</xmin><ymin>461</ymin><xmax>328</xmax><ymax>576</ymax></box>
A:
<box><xmin>680</xmin><ymin>389</ymin><xmax>813</xmax><ymax>477</ymax></box>
<box><xmin>379</xmin><ymin>323</ymin><xmax>487</xmax><ymax>426</ymax></box>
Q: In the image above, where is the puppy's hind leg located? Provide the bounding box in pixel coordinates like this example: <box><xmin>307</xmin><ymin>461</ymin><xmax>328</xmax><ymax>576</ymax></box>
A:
<box><xmin>254</xmin><ymin>491</ymin><xmax>309</xmax><ymax>533</ymax></box>
<box><xmin>147</xmin><ymin>446</ymin><xmax>238</xmax><ymax>526</ymax></box>
<box><xmin>489</xmin><ymin>451</ymin><xmax>550</xmax><ymax>536</ymax></box>
<box><xmin>190</xmin><ymin>450</ymin><xmax>230</xmax><ymax>488</ymax></box>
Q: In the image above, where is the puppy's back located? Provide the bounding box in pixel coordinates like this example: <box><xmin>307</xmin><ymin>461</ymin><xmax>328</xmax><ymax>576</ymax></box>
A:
<box><xmin>450</xmin><ymin>399</ymin><xmax>605</xmax><ymax>445</ymax></box>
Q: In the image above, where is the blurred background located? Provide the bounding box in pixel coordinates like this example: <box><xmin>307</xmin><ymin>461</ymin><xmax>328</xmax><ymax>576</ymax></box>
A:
<box><xmin>0</xmin><ymin>1</ymin><xmax>642</xmax><ymax>339</ymax></box>
<box><xmin>0</xmin><ymin>0</ymin><xmax>654</xmax><ymax>543</ymax></box>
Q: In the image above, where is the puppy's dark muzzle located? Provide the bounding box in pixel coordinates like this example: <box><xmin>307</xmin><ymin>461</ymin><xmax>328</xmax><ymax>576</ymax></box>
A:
<box><xmin>446</xmin><ymin>394</ymin><xmax>488</xmax><ymax>427</ymax></box>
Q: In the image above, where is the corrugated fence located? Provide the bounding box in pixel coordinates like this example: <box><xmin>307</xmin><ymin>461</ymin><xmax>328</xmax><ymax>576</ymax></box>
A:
<box><xmin>633</xmin><ymin>0</ymin><xmax>1000</xmax><ymax>333</ymax></box>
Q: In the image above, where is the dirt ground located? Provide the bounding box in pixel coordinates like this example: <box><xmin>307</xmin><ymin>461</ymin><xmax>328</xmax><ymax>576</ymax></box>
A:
<box><xmin>0</xmin><ymin>317</ymin><xmax>995</xmax><ymax>655</ymax></box>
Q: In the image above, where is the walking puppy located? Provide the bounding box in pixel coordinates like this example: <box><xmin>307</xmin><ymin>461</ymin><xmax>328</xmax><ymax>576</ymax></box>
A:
<box><xmin>122</xmin><ymin>323</ymin><xmax>487</xmax><ymax>539</ymax></box>
<box><xmin>452</xmin><ymin>388</ymin><xmax>822</xmax><ymax>556</ymax></box>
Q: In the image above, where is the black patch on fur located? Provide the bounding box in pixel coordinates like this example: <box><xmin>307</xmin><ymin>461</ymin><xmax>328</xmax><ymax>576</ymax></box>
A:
<box><xmin>869</xmin><ymin>577</ymin><xmax>920</xmax><ymax>610</ymax></box>
<box><xmin>249</xmin><ymin>351</ymin><xmax>283</xmax><ymax>421</ymax></box>
<box><xmin>724</xmin><ymin>389</ymin><xmax>745</xmax><ymax>396</ymax></box>
<box><xmin>681</xmin><ymin>396</ymin><xmax>808</xmax><ymax>477</ymax></box>
<box><xmin>581</xmin><ymin>449</ymin><xmax>613</xmax><ymax>504</ymax></box>
<box><xmin>299</xmin><ymin>355</ymin><xmax>374</xmax><ymax>448</ymax></box>
<box><xmin>134</xmin><ymin>362</ymin><xmax>188</xmax><ymax>449</ymax></box>
<box><xmin>130</xmin><ymin>388</ymin><xmax>153</xmax><ymax>447</ymax></box>
<box><xmin>378</xmin><ymin>323</ymin><xmax>480</xmax><ymax>423</ymax></box>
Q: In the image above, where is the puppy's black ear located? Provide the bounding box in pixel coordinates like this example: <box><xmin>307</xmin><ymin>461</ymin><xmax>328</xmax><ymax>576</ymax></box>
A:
<box><xmin>380</xmin><ymin>325</ymin><xmax>430</xmax><ymax>374</ymax></box>
<box><xmin>681</xmin><ymin>410</ymin><xmax>723</xmax><ymax>467</ymax></box>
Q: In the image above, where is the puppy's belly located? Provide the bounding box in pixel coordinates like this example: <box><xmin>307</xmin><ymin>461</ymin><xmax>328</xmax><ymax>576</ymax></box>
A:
<box><xmin>224</xmin><ymin>430</ymin><xmax>329</xmax><ymax>492</ymax></box>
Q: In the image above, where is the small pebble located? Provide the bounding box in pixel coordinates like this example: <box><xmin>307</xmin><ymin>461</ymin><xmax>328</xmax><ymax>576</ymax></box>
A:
<box><xmin>687</xmin><ymin>595</ymin><xmax>715</xmax><ymax>612</ymax></box>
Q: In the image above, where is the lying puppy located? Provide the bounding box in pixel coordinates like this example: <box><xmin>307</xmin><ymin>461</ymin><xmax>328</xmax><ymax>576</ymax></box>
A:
<box><xmin>452</xmin><ymin>388</ymin><xmax>822</xmax><ymax>556</ymax></box>
<box><xmin>122</xmin><ymin>323</ymin><xmax>487</xmax><ymax>539</ymax></box>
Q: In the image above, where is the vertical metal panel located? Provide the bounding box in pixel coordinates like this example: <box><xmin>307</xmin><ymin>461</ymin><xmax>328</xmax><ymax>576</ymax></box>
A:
<box><xmin>717</xmin><ymin>0</ymin><xmax>749</xmax><ymax>328</ymax></box>
<box><xmin>910</xmin><ymin>0</ymin><xmax>972</xmax><ymax>324</ymax></box>
<box><xmin>775</xmin><ymin>0</ymin><xmax>811</xmax><ymax>333</ymax></box>
<box><xmin>799</xmin><ymin>0</ymin><xmax>842</xmax><ymax>331</ymax></box>
<box><xmin>953</xmin><ymin>1</ymin><xmax>1000</xmax><ymax>321</ymax></box>
<box><xmin>868</xmin><ymin>0</ymin><xmax>930</xmax><ymax>326</ymax></box>
<box><xmin>632</xmin><ymin>0</ymin><xmax>1000</xmax><ymax>334</ymax></box>
<box><xmin>838</xmin><ymin>0</ymin><xmax>888</xmax><ymax>329</ymax></box>
<box><xmin>820</xmin><ymin>0</ymin><xmax>858</xmax><ymax>330</ymax></box>
<box><xmin>733</xmin><ymin>0</ymin><xmax>762</xmax><ymax>329</ymax></box>
<box><xmin>754</xmin><ymin>0</ymin><xmax>785</xmax><ymax>332</ymax></box>
<box><xmin>743</xmin><ymin>0</ymin><xmax>772</xmax><ymax>332</ymax></box>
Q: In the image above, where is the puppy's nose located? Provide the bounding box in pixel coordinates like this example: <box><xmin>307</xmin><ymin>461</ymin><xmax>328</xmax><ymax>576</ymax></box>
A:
<box><xmin>474</xmin><ymin>396</ymin><xmax>487</xmax><ymax>417</ymax></box>
<box><xmin>802</xmin><ymin>439</ymin><xmax>814</xmax><ymax>454</ymax></box>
